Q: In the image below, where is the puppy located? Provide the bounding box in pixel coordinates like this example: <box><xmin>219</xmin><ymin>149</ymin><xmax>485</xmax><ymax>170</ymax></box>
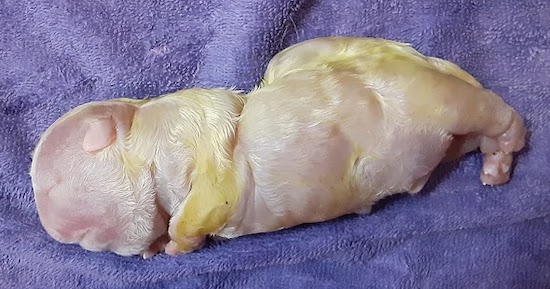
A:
<box><xmin>30</xmin><ymin>37</ymin><xmax>526</xmax><ymax>258</ymax></box>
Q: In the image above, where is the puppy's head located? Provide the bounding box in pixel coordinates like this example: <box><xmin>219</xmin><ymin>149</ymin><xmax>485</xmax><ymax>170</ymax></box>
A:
<box><xmin>30</xmin><ymin>99</ymin><xmax>166</xmax><ymax>256</ymax></box>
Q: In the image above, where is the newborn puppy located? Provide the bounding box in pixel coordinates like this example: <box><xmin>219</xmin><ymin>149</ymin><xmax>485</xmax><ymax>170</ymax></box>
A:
<box><xmin>30</xmin><ymin>37</ymin><xmax>526</xmax><ymax>258</ymax></box>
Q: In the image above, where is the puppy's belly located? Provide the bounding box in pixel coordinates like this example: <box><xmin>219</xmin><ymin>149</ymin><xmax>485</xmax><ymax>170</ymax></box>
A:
<box><xmin>220</xmin><ymin>120</ymin><xmax>452</xmax><ymax>238</ymax></box>
<box><xmin>220</xmin><ymin>70</ymin><xmax>454</xmax><ymax>237</ymax></box>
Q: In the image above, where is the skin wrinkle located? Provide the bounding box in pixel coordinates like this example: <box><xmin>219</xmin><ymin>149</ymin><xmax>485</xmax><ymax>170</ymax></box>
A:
<box><xmin>30</xmin><ymin>37</ymin><xmax>526</xmax><ymax>257</ymax></box>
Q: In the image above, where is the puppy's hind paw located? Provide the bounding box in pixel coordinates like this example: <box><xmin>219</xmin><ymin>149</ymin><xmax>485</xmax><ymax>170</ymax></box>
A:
<box><xmin>480</xmin><ymin>151</ymin><xmax>513</xmax><ymax>186</ymax></box>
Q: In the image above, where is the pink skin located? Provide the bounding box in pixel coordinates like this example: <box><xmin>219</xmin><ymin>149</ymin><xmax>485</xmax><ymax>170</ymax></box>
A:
<box><xmin>30</xmin><ymin>102</ymin><xmax>170</xmax><ymax>258</ymax></box>
<box><xmin>30</xmin><ymin>37</ymin><xmax>526</xmax><ymax>257</ymax></box>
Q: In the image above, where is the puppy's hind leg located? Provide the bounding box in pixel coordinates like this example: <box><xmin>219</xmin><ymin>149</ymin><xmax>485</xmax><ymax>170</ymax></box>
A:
<box><xmin>408</xmin><ymin>69</ymin><xmax>526</xmax><ymax>185</ymax></box>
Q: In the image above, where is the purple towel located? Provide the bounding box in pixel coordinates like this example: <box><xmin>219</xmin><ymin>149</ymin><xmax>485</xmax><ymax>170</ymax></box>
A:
<box><xmin>1</xmin><ymin>0</ymin><xmax>549</xmax><ymax>288</ymax></box>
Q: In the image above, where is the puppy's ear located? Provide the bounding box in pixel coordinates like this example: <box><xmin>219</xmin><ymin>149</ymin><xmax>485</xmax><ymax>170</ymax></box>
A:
<box><xmin>79</xmin><ymin>99</ymin><xmax>151</xmax><ymax>152</ymax></box>
<box><xmin>82</xmin><ymin>116</ymin><xmax>116</xmax><ymax>152</ymax></box>
<box><xmin>36</xmin><ymin>101</ymin><xmax>138</xmax><ymax>158</ymax></box>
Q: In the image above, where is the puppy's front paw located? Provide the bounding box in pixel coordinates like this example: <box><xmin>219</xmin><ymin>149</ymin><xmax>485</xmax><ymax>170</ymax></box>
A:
<box><xmin>142</xmin><ymin>234</ymin><xmax>170</xmax><ymax>259</ymax></box>
<box><xmin>165</xmin><ymin>236</ymin><xmax>205</xmax><ymax>256</ymax></box>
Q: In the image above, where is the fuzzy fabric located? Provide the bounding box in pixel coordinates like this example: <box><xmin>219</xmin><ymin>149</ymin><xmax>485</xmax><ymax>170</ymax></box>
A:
<box><xmin>1</xmin><ymin>0</ymin><xmax>549</xmax><ymax>288</ymax></box>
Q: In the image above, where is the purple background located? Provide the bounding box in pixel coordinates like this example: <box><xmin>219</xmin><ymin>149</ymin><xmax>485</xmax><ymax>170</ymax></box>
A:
<box><xmin>1</xmin><ymin>0</ymin><xmax>549</xmax><ymax>288</ymax></box>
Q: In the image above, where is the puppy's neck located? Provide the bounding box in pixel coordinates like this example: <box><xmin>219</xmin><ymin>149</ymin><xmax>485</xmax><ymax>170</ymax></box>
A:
<box><xmin>128</xmin><ymin>88</ymin><xmax>246</xmax><ymax>215</ymax></box>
